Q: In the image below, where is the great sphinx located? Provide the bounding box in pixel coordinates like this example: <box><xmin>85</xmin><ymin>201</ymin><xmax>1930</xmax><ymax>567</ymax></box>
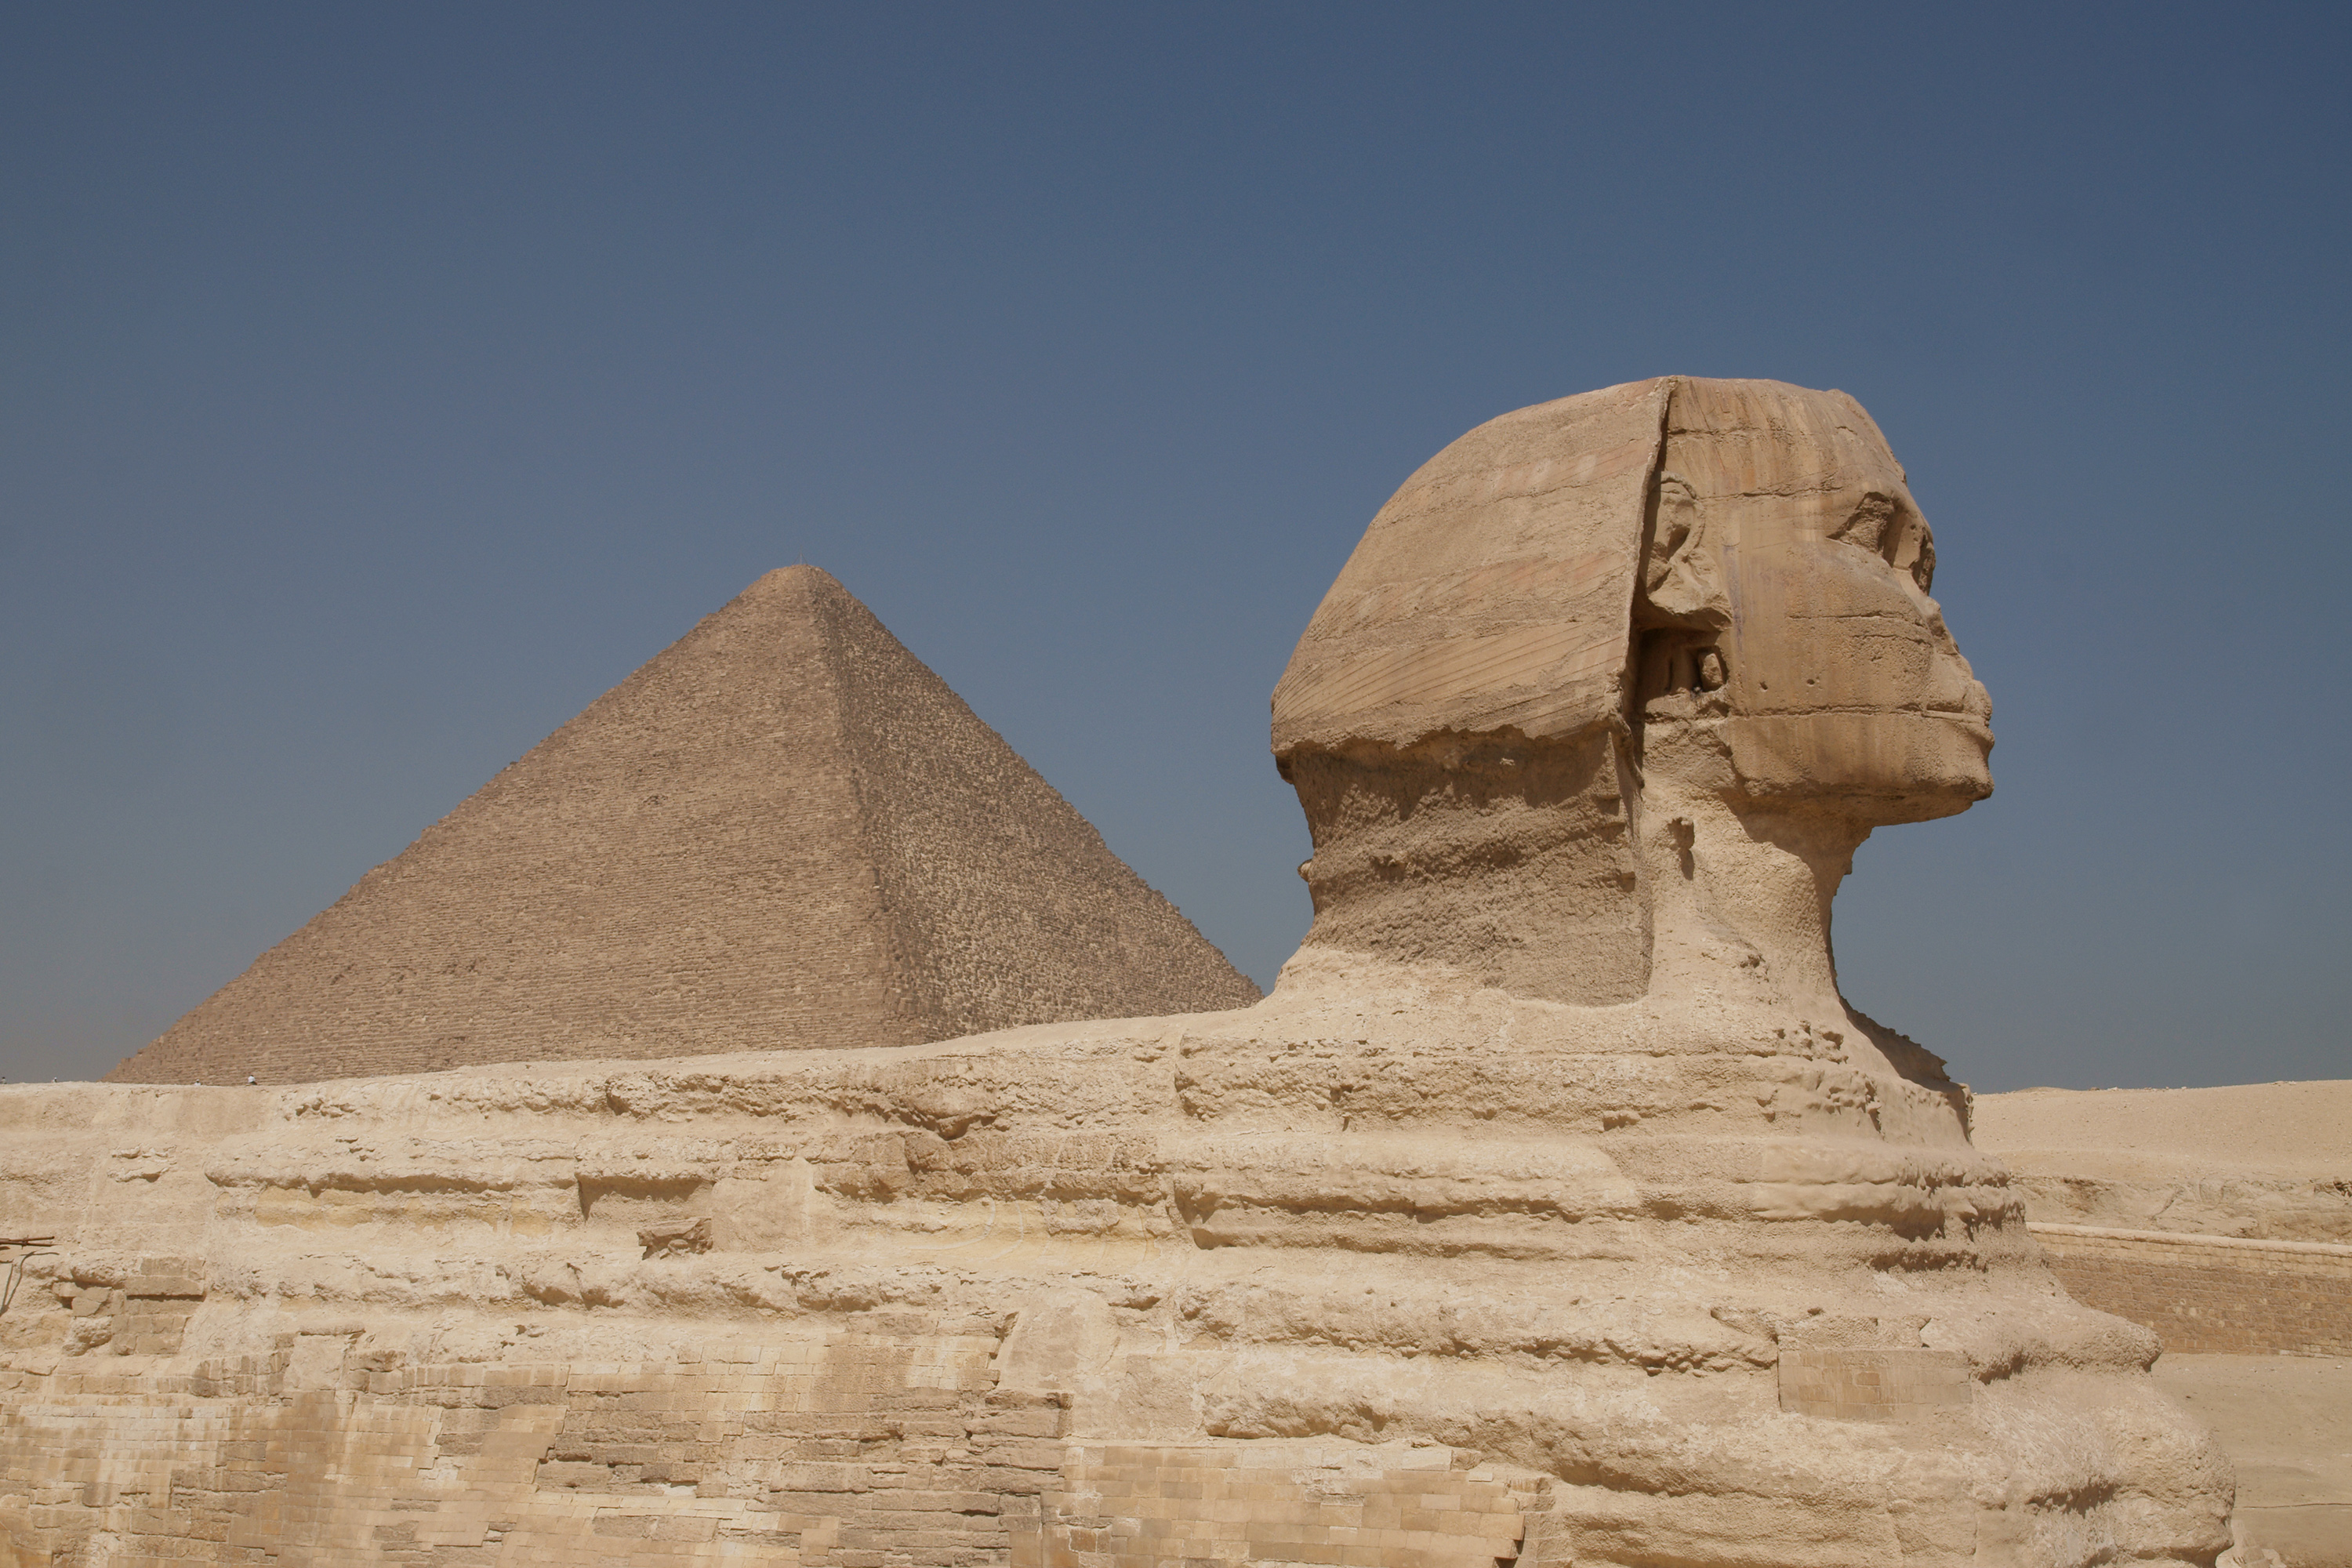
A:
<box><xmin>0</xmin><ymin>379</ymin><xmax>2234</xmax><ymax>1568</ymax></box>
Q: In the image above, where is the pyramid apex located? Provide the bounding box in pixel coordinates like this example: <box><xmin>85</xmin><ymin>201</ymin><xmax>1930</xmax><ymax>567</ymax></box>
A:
<box><xmin>743</xmin><ymin>563</ymin><xmax>849</xmax><ymax>597</ymax></box>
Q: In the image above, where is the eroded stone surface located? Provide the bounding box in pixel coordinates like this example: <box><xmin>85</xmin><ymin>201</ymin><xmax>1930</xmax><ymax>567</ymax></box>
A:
<box><xmin>0</xmin><ymin>1000</ymin><xmax>2235</xmax><ymax>1567</ymax></box>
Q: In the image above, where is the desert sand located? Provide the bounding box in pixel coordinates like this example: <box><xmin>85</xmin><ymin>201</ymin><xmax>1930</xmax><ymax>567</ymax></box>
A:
<box><xmin>1976</xmin><ymin>1082</ymin><xmax>2352</xmax><ymax>1243</ymax></box>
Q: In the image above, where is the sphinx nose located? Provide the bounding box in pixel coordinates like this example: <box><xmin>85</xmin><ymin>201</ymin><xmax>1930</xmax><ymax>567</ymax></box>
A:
<box><xmin>1923</xmin><ymin>652</ymin><xmax>1985</xmax><ymax>715</ymax></box>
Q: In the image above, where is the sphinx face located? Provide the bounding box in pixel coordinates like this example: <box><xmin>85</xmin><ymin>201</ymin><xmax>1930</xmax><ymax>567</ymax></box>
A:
<box><xmin>1643</xmin><ymin>379</ymin><xmax>1994</xmax><ymax>825</ymax></box>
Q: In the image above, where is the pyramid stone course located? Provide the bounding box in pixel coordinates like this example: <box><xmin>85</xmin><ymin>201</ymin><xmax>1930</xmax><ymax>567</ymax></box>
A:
<box><xmin>109</xmin><ymin>564</ymin><xmax>1257</xmax><ymax>1085</ymax></box>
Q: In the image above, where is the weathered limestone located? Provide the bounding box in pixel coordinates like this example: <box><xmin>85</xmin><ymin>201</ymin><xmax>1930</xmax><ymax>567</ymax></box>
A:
<box><xmin>0</xmin><ymin>1010</ymin><xmax>2233</xmax><ymax>1568</ymax></box>
<box><xmin>0</xmin><ymin>379</ymin><xmax>2239</xmax><ymax>1566</ymax></box>
<box><xmin>108</xmin><ymin>566</ymin><xmax>1258</xmax><ymax>1085</ymax></box>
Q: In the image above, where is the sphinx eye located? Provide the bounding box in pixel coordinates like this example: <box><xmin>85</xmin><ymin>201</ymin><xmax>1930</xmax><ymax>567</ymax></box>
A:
<box><xmin>1833</xmin><ymin>494</ymin><xmax>1896</xmax><ymax>553</ymax></box>
<box><xmin>1835</xmin><ymin>493</ymin><xmax>1934</xmax><ymax>593</ymax></box>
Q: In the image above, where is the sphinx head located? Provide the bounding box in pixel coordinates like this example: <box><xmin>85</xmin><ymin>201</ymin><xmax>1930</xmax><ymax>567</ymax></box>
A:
<box><xmin>1272</xmin><ymin>376</ymin><xmax>1991</xmax><ymax>1008</ymax></box>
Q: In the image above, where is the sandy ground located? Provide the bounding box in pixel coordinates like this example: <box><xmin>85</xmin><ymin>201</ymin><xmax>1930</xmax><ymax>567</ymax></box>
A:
<box><xmin>1974</xmin><ymin>1082</ymin><xmax>2351</xmax><ymax>1565</ymax></box>
<box><xmin>1973</xmin><ymin>1080</ymin><xmax>2352</xmax><ymax>1242</ymax></box>
<box><xmin>2155</xmin><ymin>1355</ymin><xmax>2352</xmax><ymax>1568</ymax></box>
<box><xmin>1974</xmin><ymin>1082</ymin><xmax>2352</xmax><ymax>1178</ymax></box>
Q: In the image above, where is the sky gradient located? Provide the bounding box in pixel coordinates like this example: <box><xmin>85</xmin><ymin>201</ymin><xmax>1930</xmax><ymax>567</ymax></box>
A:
<box><xmin>4</xmin><ymin>2</ymin><xmax>2347</xmax><ymax>1091</ymax></box>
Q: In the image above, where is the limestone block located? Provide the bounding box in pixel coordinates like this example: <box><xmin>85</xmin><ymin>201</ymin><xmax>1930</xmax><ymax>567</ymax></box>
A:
<box><xmin>996</xmin><ymin>1290</ymin><xmax>1117</xmax><ymax>1397</ymax></box>
<box><xmin>1776</xmin><ymin>1347</ymin><xmax>1973</xmax><ymax>1421</ymax></box>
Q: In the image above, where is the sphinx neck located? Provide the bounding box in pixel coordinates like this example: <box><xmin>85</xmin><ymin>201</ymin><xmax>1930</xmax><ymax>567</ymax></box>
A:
<box><xmin>1283</xmin><ymin>731</ymin><xmax>1655</xmax><ymax>1007</ymax></box>
<box><xmin>1638</xmin><ymin>768</ymin><xmax>1866</xmax><ymax>1020</ymax></box>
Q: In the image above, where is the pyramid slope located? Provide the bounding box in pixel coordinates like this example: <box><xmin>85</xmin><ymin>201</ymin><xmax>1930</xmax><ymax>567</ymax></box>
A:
<box><xmin>110</xmin><ymin>567</ymin><xmax>1258</xmax><ymax>1084</ymax></box>
<box><xmin>809</xmin><ymin>576</ymin><xmax>1258</xmax><ymax>1042</ymax></box>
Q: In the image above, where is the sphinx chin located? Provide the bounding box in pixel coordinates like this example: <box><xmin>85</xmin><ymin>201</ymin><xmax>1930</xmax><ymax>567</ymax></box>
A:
<box><xmin>1722</xmin><ymin>710</ymin><xmax>1995</xmax><ymax>824</ymax></box>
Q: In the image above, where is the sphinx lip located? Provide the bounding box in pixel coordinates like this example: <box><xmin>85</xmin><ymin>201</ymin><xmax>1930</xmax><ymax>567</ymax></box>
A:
<box><xmin>1942</xmin><ymin>715</ymin><xmax>1995</xmax><ymax>753</ymax></box>
<box><xmin>1911</xmin><ymin>705</ymin><xmax>1994</xmax><ymax>746</ymax></box>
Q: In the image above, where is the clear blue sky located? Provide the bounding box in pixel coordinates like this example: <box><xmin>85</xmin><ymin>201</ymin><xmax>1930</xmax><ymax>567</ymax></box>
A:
<box><xmin>4</xmin><ymin>3</ymin><xmax>2346</xmax><ymax>1091</ymax></box>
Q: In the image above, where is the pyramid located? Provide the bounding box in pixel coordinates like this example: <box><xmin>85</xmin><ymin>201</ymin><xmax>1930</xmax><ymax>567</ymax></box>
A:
<box><xmin>109</xmin><ymin>567</ymin><xmax>1261</xmax><ymax>1084</ymax></box>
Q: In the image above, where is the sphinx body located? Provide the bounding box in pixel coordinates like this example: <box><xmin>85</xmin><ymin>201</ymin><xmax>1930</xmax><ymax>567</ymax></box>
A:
<box><xmin>0</xmin><ymin>381</ymin><xmax>2232</xmax><ymax>1568</ymax></box>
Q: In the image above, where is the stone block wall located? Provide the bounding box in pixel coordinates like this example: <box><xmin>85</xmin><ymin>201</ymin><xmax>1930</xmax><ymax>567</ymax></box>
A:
<box><xmin>0</xmin><ymin>1044</ymin><xmax>2248</xmax><ymax>1568</ymax></box>
<box><xmin>1776</xmin><ymin>1347</ymin><xmax>1972</xmax><ymax>1421</ymax></box>
<box><xmin>1024</xmin><ymin>1443</ymin><xmax>1541</xmax><ymax>1568</ymax></box>
<box><xmin>0</xmin><ymin>1329</ymin><xmax>1547</xmax><ymax>1568</ymax></box>
<box><xmin>43</xmin><ymin>1254</ymin><xmax>206</xmax><ymax>1359</ymax></box>
<box><xmin>0</xmin><ymin>1328</ymin><xmax>1066</xmax><ymax>1567</ymax></box>
<box><xmin>2028</xmin><ymin>1223</ymin><xmax>2352</xmax><ymax>1356</ymax></box>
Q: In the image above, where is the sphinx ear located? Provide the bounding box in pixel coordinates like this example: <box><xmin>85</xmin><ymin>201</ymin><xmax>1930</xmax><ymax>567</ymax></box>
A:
<box><xmin>1640</xmin><ymin>471</ymin><xmax>1728</xmax><ymax>626</ymax></box>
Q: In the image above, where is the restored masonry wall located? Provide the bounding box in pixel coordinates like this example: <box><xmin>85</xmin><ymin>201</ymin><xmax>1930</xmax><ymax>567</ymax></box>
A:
<box><xmin>2028</xmin><ymin>1224</ymin><xmax>2352</xmax><ymax>1357</ymax></box>
<box><xmin>0</xmin><ymin>1332</ymin><xmax>1542</xmax><ymax>1568</ymax></box>
<box><xmin>2</xmin><ymin>1333</ymin><xmax>1056</xmax><ymax>1567</ymax></box>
